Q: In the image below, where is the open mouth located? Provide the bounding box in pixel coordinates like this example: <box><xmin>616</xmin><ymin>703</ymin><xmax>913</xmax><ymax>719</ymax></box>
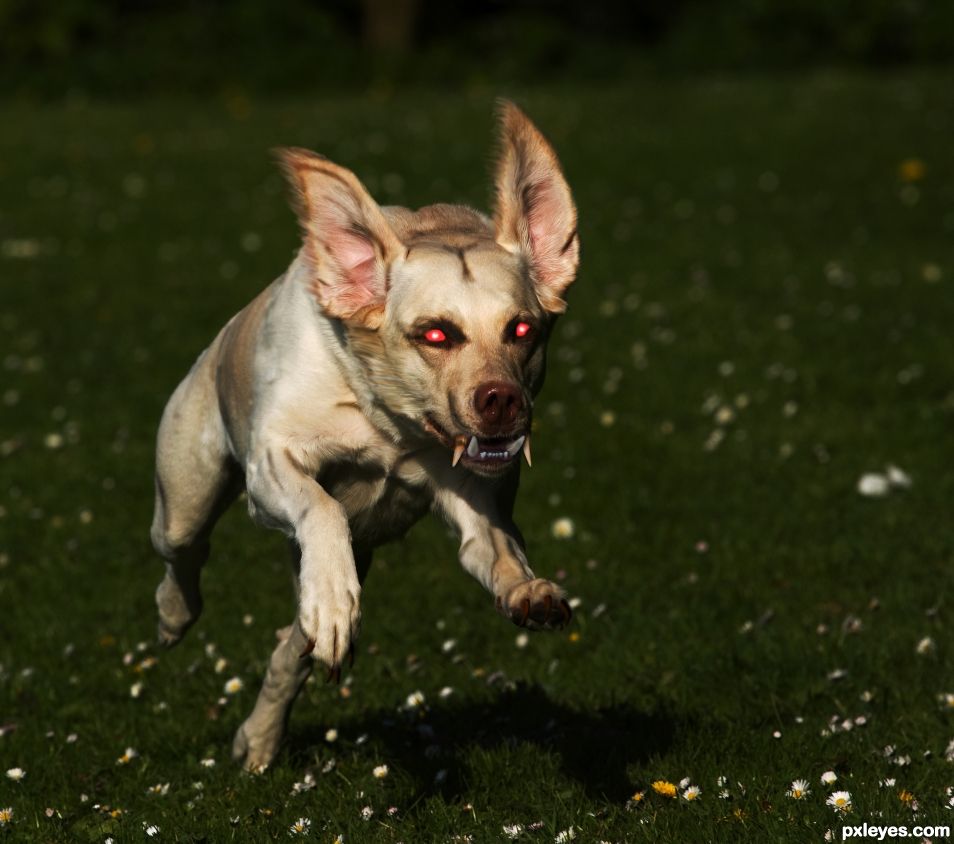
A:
<box><xmin>424</xmin><ymin>416</ymin><xmax>531</xmax><ymax>470</ymax></box>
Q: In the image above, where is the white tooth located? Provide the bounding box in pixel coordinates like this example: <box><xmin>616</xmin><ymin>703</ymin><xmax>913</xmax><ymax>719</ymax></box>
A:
<box><xmin>467</xmin><ymin>436</ymin><xmax>480</xmax><ymax>458</ymax></box>
<box><xmin>507</xmin><ymin>435</ymin><xmax>526</xmax><ymax>458</ymax></box>
<box><xmin>522</xmin><ymin>436</ymin><xmax>532</xmax><ymax>467</ymax></box>
<box><xmin>452</xmin><ymin>440</ymin><xmax>465</xmax><ymax>468</ymax></box>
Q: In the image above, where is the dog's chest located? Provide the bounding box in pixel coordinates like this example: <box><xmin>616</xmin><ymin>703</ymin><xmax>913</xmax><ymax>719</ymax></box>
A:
<box><xmin>316</xmin><ymin>453</ymin><xmax>431</xmax><ymax>547</ymax></box>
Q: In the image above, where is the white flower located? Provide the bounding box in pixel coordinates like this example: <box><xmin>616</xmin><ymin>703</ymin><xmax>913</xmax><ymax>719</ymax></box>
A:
<box><xmin>551</xmin><ymin>517</ymin><xmax>575</xmax><ymax>539</ymax></box>
<box><xmin>147</xmin><ymin>783</ymin><xmax>170</xmax><ymax>796</ymax></box>
<box><xmin>880</xmin><ymin>778</ymin><xmax>897</xmax><ymax>788</ymax></box>
<box><xmin>826</xmin><ymin>791</ymin><xmax>852</xmax><ymax>812</ymax></box>
<box><xmin>214</xmin><ymin>658</ymin><xmax>228</xmax><ymax>674</ymax></box>
<box><xmin>820</xmin><ymin>770</ymin><xmax>837</xmax><ymax>785</ymax></box>
<box><xmin>360</xmin><ymin>806</ymin><xmax>373</xmax><ymax>821</ymax></box>
<box><xmin>404</xmin><ymin>691</ymin><xmax>425</xmax><ymax>709</ymax></box>
<box><xmin>5</xmin><ymin>767</ymin><xmax>25</xmax><ymax>782</ymax></box>
<box><xmin>289</xmin><ymin>817</ymin><xmax>311</xmax><ymax>835</ymax></box>
<box><xmin>886</xmin><ymin>465</ymin><xmax>912</xmax><ymax>488</ymax></box>
<box><xmin>916</xmin><ymin>636</ymin><xmax>936</xmax><ymax>655</ymax></box>
<box><xmin>788</xmin><ymin>779</ymin><xmax>811</xmax><ymax>799</ymax></box>
<box><xmin>441</xmin><ymin>639</ymin><xmax>457</xmax><ymax>653</ymax></box>
<box><xmin>678</xmin><ymin>777</ymin><xmax>691</xmax><ymax>789</ymax></box>
<box><xmin>857</xmin><ymin>473</ymin><xmax>889</xmax><ymax>497</ymax></box>
<box><xmin>325</xmin><ymin>728</ymin><xmax>338</xmax><ymax>742</ymax></box>
<box><xmin>682</xmin><ymin>785</ymin><xmax>701</xmax><ymax>801</ymax></box>
<box><xmin>223</xmin><ymin>676</ymin><xmax>243</xmax><ymax>695</ymax></box>
<box><xmin>130</xmin><ymin>681</ymin><xmax>144</xmax><ymax>699</ymax></box>
<box><xmin>515</xmin><ymin>633</ymin><xmax>529</xmax><ymax>649</ymax></box>
<box><xmin>144</xmin><ymin>823</ymin><xmax>160</xmax><ymax>837</ymax></box>
<box><xmin>439</xmin><ymin>686</ymin><xmax>454</xmax><ymax>699</ymax></box>
<box><xmin>373</xmin><ymin>765</ymin><xmax>388</xmax><ymax>779</ymax></box>
<box><xmin>554</xmin><ymin>828</ymin><xmax>576</xmax><ymax>843</ymax></box>
<box><xmin>117</xmin><ymin>747</ymin><xmax>138</xmax><ymax>765</ymax></box>
<box><xmin>502</xmin><ymin>823</ymin><xmax>524</xmax><ymax>839</ymax></box>
<box><xmin>200</xmin><ymin>758</ymin><xmax>215</xmax><ymax>768</ymax></box>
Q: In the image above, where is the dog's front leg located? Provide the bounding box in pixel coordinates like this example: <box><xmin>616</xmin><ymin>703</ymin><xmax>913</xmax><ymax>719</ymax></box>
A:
<box><xmin>245</xmin><ymin>446</ymin><xmax>361</xmax><ymax>673</ymax></box>
<box><xmin>232</xmin><ymin>446</ymin><xmax>359</xmax><ymax>772</ymax></box>
<box><xmin>434</xmin><ymin>477</ymin><xmax>572</xmax><ymax>631</ymax></box>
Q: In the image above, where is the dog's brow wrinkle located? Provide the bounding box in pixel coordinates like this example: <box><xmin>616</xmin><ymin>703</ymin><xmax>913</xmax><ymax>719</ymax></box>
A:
<box><xmin>456</xmin><ymin>247</ymin><xmax>474</xmax><ymax>282</ymax></box>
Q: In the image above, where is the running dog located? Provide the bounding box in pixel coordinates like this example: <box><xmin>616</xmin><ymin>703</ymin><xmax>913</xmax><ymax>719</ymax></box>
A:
<box><xmin>150</xmin><ymin>101</ymin><xmax>580</xmax><ymax>771</ymax></box>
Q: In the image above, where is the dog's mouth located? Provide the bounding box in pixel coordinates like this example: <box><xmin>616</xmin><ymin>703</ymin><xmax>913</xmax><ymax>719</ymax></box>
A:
<box><xmin>424</xmin><ymin>416</ymin><xmax>530</xmax><ymax>471</ymax></box>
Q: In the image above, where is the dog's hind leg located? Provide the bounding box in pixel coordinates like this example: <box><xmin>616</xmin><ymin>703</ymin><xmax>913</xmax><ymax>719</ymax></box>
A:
<box><xmin>150</xmin><ymin>356</ymin><xmax>240</xmax><ymax>647</ymax></box>
<box><xmin>232</xmin><ymin>545</ymin><xmax>372</xmax><ymax>772</ymax></box>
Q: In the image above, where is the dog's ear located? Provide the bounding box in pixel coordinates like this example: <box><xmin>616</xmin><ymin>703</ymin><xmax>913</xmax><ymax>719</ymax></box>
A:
<box><xmin>492</xmin><ymin>101</ymin><xmax>579</xmax><ymax>315</ymax></box>
<box><xmin>278</xmin><ymin>147</ymin><xmax>403</xmax><ymax>327</ymax></box>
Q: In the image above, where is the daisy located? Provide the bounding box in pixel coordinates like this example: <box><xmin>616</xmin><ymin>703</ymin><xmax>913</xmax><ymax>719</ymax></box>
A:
<box><xmin>0</xmin><ymin>807</ymin><xmax>12</xmax><ymax>826</ymax></box>
<box><xmin>116</xmin><ymin>747</ymin><xmax>138</xmax><ymax>765</ymax></box>
<box><xmin>652</xmin><ymin>780</ymin><xmax>677</xmax><ymax>798</ymax></box>
<box><xmin>404</xmin><ymin>691</ymin><xmax>425</xmax><ymax>709</ymax></box>
<box><xmin>325</xmin><ymin>728</ymin><xmax>338</xmax><ymax>742</ymax></box>
<box><xmin>682</xmin><ymin>785</ymin><xmax>701</xmax><ymax>801</ymax></box>
<box><xmin>551</xmin><ymin>517</ymin><xmax>575</xmax><ymax>539</ymax></box>
<box><xmin>289</xmin><ymin>818</ymin><xmax>311</xmax><ymax>835</ymax></box>
<box><xmin>373</xmin><ymin>765</ymin><xmax>388</xmax><ymax>779</ymax></box>
<box><xmin>147</xmin><ymin>783</ymin><xmax>170</xmax><ymax>796</ymax></box>
<box><xmin>788</xmin><ymin>780</ymin><xmax>810</xmax><ymax>799</ymax></box>
<box><xmin>820</xmin><ymin>770</ymin><xmax>837</xmax><ymax>785</ymax></box>
<box><xmin>360</xmin><ymin>806</ymin><xmax>373</xmax><ymax>821</ymax></box>
<box><xmin>223</xmin><ymin>677</ymin><xmax>243</xmax><ymax>695</ymax></box>
<box><xmin>200</xmin><ymin>758</ymin><xmax>215</xmax><ymax>768</ymax></box>
<box><xmin>916</xmin><ymin>637</ymin><xmax>936</xmax><ymax>655</ymax></box>
<box><xmin>5</xmin><ymin>767</ymin><xmax>25</xmax><ymax>781</ymax></box>
<box><xmin>502</xmin><ymin>823</ymin><xmax>523</xmax><ymax>839</ymax></box>
<box><xmin>554</xmin><ymin>828</ymin><xmax>576</xmax><ymax>843</ymax></box>
<box><xmin>826</xmin><ymin>791</ymin><xmax>852</xmax><ymax>813</ymax></box>
<box><xmin>144</xmin><ymin>823</ymin><xmax>160</xmax><ymax>837</ymax></box>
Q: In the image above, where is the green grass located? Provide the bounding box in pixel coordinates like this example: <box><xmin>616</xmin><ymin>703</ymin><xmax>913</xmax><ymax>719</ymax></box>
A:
<box><xmin>1</xmin><ymin>72</ymin><xmax>954</xmax><ymax>842</ymax></box>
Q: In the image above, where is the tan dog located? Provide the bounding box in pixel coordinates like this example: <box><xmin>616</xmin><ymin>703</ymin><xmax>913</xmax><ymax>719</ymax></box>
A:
<box><xmin>150</xmin><ymin>101</ymin><xmax>580</xmax><ymax>771</ymax></box>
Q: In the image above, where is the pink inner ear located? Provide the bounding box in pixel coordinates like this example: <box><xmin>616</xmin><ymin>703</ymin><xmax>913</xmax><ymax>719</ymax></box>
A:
<box><xmin>327</xmin><ymin>227</ymin><xmax>380</xmax><ymax>311</ymax></box>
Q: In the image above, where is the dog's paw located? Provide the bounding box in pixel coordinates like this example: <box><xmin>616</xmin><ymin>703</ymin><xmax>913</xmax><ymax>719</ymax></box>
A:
<box><xmin>232</xmin><ymin>721</ymin><xmax>277</xmax><ymax>774</ymax></box>
<box><xmin>297</xmin><ymin>580</ymin><xmax>361</xmax><ymax>682</ymax></box>
<box><xmin>496</xmin><ymin>578</ymin><xmax>572</xmax><ymax>630</ymax></box>
<box><xmin>155</xmin><ymin>577</ymin><xmax>202</xmax><ymax>647</ymax></box>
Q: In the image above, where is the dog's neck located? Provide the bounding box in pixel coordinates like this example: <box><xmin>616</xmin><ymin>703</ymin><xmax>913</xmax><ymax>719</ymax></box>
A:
<box><xmin>284</xmin><ymin>256</ymin><xmax>412</xmax><ymax>448</ymax></box>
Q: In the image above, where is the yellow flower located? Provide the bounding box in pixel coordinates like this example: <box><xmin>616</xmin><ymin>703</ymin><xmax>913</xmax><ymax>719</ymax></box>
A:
<box><xmin>899</xmin><ymin>789</ymin><xmax>915</xmax><ymax>804</ymax></box>
<box><xmin>0</xmin><ymin>807</ymin><xmax>13</xmax><ymax>825</ymax></box>
<box><xmin>652</xmin><ymin>780</ymin><xmax>678</xmax><ymax>798</ymax></box>
<box><xmin>631</xmin><ymin>790</ymin><xmax>645</xmax><ymax>803</ymax></box>
<box><xmin>898</xmin><ymin>158</ymin><xmax>926</xmax><ymax>182</ymax></box>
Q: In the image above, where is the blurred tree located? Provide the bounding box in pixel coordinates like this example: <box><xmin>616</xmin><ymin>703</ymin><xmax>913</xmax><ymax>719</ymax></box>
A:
<box><xmin>361</xmin><ymin>0</ymin><xmax>420</xmax><ymax>52</ymax></box>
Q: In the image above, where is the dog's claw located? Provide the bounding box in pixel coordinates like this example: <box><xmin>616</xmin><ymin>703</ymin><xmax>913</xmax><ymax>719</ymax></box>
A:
<box><xmin>299</xmin><ymin>638</ymin><xmax>316</xmax><ymax>659</ymax></box>
<box><xmin>519</xmin><ymin>598</ymin><xmax>531</xmax><ymax>626</ymax></box>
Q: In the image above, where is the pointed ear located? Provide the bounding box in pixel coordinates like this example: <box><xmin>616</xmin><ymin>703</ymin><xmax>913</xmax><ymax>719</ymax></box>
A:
<box><xmin>278</xmin><ymin>147</ymin><xmax>404</xmax><ymax>326</ymax></box>
<box><xmin>492</xmin><ymin>101</ymin><xmax>580</xmax><ymax>314</ymax></box>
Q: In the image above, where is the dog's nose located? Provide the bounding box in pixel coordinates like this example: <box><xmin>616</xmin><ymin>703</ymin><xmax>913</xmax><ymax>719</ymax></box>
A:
<box><xmin>473</xmin><ymin>381</ymin><xmax>524</xmax><ymax>430</ymax></box>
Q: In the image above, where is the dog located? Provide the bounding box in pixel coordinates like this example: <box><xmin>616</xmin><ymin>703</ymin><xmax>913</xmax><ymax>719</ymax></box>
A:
<box><xmin>150</xmin><ymin>101</ymin><xmax>580</xmax><ymax>772</ymax></box>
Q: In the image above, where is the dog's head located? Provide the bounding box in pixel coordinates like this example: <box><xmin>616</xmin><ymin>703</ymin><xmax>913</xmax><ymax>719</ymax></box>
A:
<box><xmin>280</xmin><ymin>101</ymin><xmax>579</xmax><ymax>477</ymax></box>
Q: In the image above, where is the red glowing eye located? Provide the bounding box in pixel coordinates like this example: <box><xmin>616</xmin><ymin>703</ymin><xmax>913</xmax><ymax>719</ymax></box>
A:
<box><xmin>515</xmin><ymin>321</ymin><xmax>532</xmax><ymax>338</ymax></box>
<box><xmin>424</xmin><ymin>328</ymin><xmax>447</xmax><ymax>344</ymax></box>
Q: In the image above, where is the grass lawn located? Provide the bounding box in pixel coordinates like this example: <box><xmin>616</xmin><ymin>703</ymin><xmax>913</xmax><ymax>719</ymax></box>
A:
<box><xmin>1</xmin><ymin>72</ymin><xmax>953</xmax><ymax>842</ymax></box>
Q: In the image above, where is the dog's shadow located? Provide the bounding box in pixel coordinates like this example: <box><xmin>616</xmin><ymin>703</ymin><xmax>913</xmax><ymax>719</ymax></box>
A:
<box><xmin>291</xmin><ymin>682</ymin><xmax>675</xmax><ymax>802</ymax></box>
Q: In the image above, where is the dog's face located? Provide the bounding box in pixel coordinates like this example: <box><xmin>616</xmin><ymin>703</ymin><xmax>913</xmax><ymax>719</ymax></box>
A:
<box><xmin>281</xmin><ymin>102</ymin><xmax>579</xmax><ymax>477</ymax></box>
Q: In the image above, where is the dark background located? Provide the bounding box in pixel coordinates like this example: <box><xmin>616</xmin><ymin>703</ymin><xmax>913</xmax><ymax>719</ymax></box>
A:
<box><xmin>2</xmin><ymin>0</ymin><xmax>952</xmax><ymax>99</ymax></box>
